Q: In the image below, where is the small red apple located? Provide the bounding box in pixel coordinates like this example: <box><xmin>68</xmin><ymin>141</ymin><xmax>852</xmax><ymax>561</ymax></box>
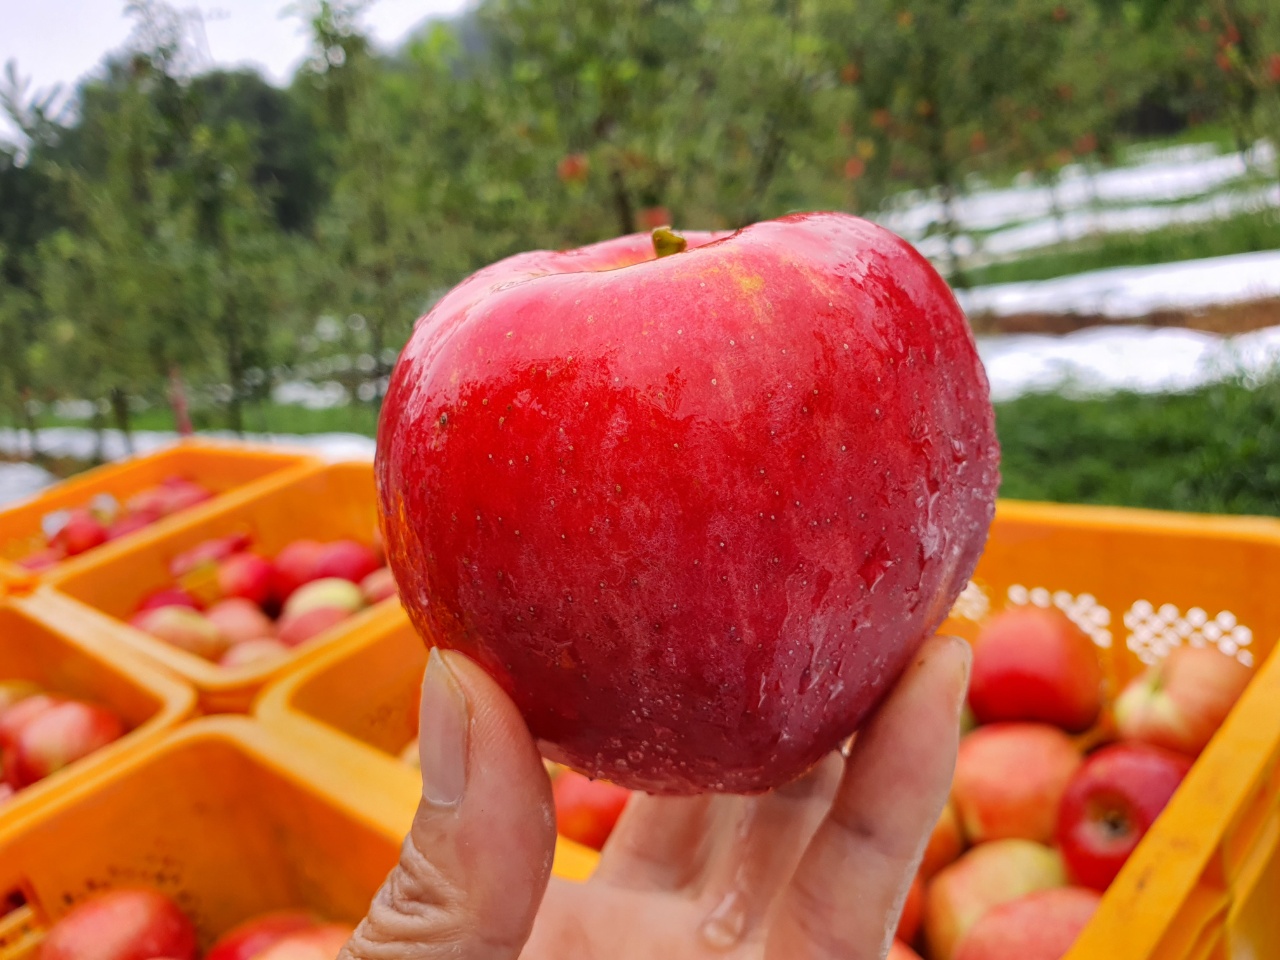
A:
<box><xmin>136</xmin><ymin>587</ymin><xmax>204</xmax><ymax>614</ymax></box>
<box><xmin>169</xmin><ymin>533</ymin><xmax>252</xmax><ymax>578</ymax></box>
<box><xmin>270</xmin><ymin>540</ymin><xmax>326</xmax><ymax>601</ymax></box>
<box><xmin>359</xmin><ymin>567</ymin><xmax>397</xmax><ymax>604</ymax></box>
<box><xmin>277</xmin><ymin>607</ymin><xmax>352</xmax><ymax>648</ymax></box>
<box><xmin>4</xmin><ymin>699</ymin><xmax>124</xmax><ymax>788</ymax></box>
<box><xmin>282</xmin><ymin>578</ymin><xmax>365</xmax><ymax>620</ymax></box>
<box><xmin>0</xmin><ymin>693</ymin><xmax>64</xmax><ymax>747</ymax></box>
<box><xmin>1114</xmin><ymin>644</ymin><xmax>1251</xmax><ymax>756</ymax></box>
<box><xmin>251</xmin><ymin>924</ymin><xmax>353</xmax><ymax>960</ymax></box>
<box><xmin>219</xmin><ymin>638</ymin><xmax>291</xmax><ymax>668</ymax></box>
<box><xmin>217</xmin><ymin>553</ymin><xmax>274</xmax><ymax>607</ymax></box>
<box><xmin>552</xmin><ymin>769</ymin><xmax>631</xmax><ymax>851</ymax></box>
<box><xmin>968</xmin><ymin>607</ymin><xmax>1103</xmax><ymax>732</ymax></box>
<box><xmin>51</xmin><ymin>510</ymin><xmax>108</xmax><ymax>557</ymax></box>
<box><xmin>1056</xmin><ymin>742</ymin><xmax>1191</xmax><ymax>891</ymax></box>
<box><xmin>126</xmin><ymin>486</ymin><xmax>171</xmax><ymax>517</ymax></box>
<box><xmin>313</xmin><ymin>540</ymin><xmax>380</xmax><ymax>585</ymax></box>
<box><xmin>155</xmin><ymin>478</ymin><xmax>212</xmax><ymax>515</ymax></box>
<box><xmin>206</xmin><ymin>598</ymin><xmax>277</xmax><ymax>644</ymax></box>
<box><xmin>130</xmin><ymin>607</ymin><xmax>230</xmax><ymax>661</ymax></box>
<box><xmin>924</xmin><ymin>840</ymin><xmax>1066</xmax><ymax>960</ymax></box>
<box><xmin>952</xmin><ymin>723</ymin><xmax>1082</xmax><ymax>844</ymax></box>
<box><xmin>0</xmin><ymin>782</ymin><xmax>13</xmax><ymax>806</ymax></box>
<box><xmin>922</xmin><ymin>801</ymin><xmax>966</xmax><ymax>878</ymax></box>
<box><xmin>206</xmin><ymin>910</ymin><xmax>319</xmax><ymax>960</ymax></box>
<box><xmin>105</xmin><ymin>510</ymin><xmax>161</xmax><ymax>542</ymax></box>
<box><xmin>377</xmin><ymin>213</ymin><xmax>1000</xmax><ymax>794</ymax></box>
<box><xmin>36</xmin><ymin>888</ymin><xmax>198</xmax><ymax>960</ymax></box>
<box><xmin>955</xmin><ymin>886</ymin><xmax>1100</xmax><ymax>960</ymax></box>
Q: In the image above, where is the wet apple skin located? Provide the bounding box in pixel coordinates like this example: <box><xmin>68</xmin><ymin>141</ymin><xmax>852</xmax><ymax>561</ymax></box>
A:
<box><xmin>377</xmin><ymin>212</ymin><xmax>999</xmax><ymax>794</ymax></box>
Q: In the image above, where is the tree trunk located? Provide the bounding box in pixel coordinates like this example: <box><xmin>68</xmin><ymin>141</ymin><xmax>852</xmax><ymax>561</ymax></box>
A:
<box><xmin>90</xmin><ymin>406</ymin><xmax>106</xmax><ymax>467</ymax></box>
<box><xmin>168</xmin><ymin>365</ymin><xmax>194</xmax><ymax>436</ymax></box>
<box><xmin>224</xmin><ymin>291</ymin><xmax>245</xmax><ymax>437</ymax></box>
<box><xmin>19</xmin><ymin>389</ymin><xmax>43</xmax><ymax>466</ymax></box>
<box><xmin>110</xmin><ymin>387</ymin><xmax>134</xmax><ymax>457</ymax></box>
<box><xmin>610</xmin><ymin>166</ymin><xmax>636</xmax><ymax>236</ymax></box>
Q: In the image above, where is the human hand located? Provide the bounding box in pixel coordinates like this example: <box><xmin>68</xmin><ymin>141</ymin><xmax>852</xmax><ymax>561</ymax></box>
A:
<box><xmin>338</xmin><ymin>633</ymin><xmax>971</xmax><ymax>960</ymax></box>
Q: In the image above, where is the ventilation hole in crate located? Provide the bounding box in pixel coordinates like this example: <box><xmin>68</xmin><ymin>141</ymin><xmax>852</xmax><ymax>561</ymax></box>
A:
<box><xmin>1007</xmin><ymin>584</ymin><xmax>1113</xmax><ymax>649</ymax></box>
<box><xmin>1123</xmin><ymin>600</ymin><xmax>1254</xmax><ymax>667</ymax></box>
<box><xmin>948</xmin><ymin>580</ymin><xmax>990</xmax><ymax>622</ymax></box>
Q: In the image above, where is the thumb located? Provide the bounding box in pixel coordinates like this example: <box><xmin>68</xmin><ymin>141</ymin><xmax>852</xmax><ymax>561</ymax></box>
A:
<box><xmin>341</xmin><ymin>647</ymin><xmax>556</xmax><ymax>960</ymax></box>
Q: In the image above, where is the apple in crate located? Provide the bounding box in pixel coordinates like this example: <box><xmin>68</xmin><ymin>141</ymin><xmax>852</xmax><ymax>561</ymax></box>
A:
<box><xmin>4</xmin><ymin>699</ymin><xmax>124</xmax><ymax>788</ymax></box>
<box><xmin>206</xmin><ymin>910</ymin><xmax>318</xmax><ymax>960</ymax></box>
<box><xmin>131</xmin><ymin>607</ymin><xmax>230</xmax><ymax>661</ymax></box>
<box><xmin>968</xmin><ymin>607</ymin><xmax>1103</xmax><ymax>732</ymax></box>
<box><xmin>51</xmin><ymin>509</ymin><xmax>108</xmax><ymax>557</ymax></box>
<box><xmin>217</xmin><ymin>553</ymin><xmax>275</xmax><ymax>608</ymax></box>
<box><xmin>220</xmin><ymin>638</ymin><xmax>292</xmax><ymax>668</ymax></box>
<box><xmin>37</xmin><ymin>888</ymin><xmax>198</xmax><ymax>960</ymax></box>
<box><xmin>253</xmin><ymin>924</ymin><xmax>354</xmax><ymax>959</ymax></box>
<box><xmin>359</xmin><ymin>567</ymin><xmax>397</xmax><ymax>604</ymax></box>
<box><xmin>954</xmin><ymin>887</ymin><xmax>1100</xmax><ymax>960</ymax></box>
<box><xmin>276</xmin><ymin>578</ymin><xmax>366</xmax><ymax>647</ymax></box>
<box><xmin>136</xmin><ymin>587</ymin><xmax>203</xmax><ymax>613</ymax></box>
<box><xmin>922</xmin><ymin>801</ymin><xmax>966</xmax><ymax>878</ymax></box>
<box><xmin>0</xmin><ymin>693</ymin><xmax>64</xmax><ymax>745</ymax></box>
<box><xmin>206</xmin><ymin>598</ymin><xmax>276</xmax><ymax>644</ymax></box>
<box><xmin>313</xmin><ymin>539</ymin><xmax>380</xmax><ymax>585</ymax></box>
<box><xmin>169</xmin><ymin>533</ymin><xmax>252</xmax><ymax>578</ymax></box>
<box><xmin>271</xmin><ymin>539</ymin><xmax>326</xmax><ymax>601</ymax></box>
<box><xmin>1056</xmin><ymin>741</ymin><xmax>1191</xmax><ymax>891</ymax></box>
<box><xmin>0</xmin><ymin>679</ymin><xmax>43</xmax><ymax>714</ymax></box>
<box><xmin>952</xmin><ymin>723</ymin><xmax>1081</xmax><ymax>844</ymax></box>
<box><xmin>377</xmin><ymin>213</ymin><xmax>1000</xmax><ymax>794</ymax></box>
<box><xmin>552</xmin><ymin>769</ymin><xmax>631</xmax><ymax>851</ymax></box>
<box><xmin>1115</xmin><ymin>644</ymin><xmax>1252</xmax><ymax>756</ymax></box>
<box><xmin>924</xmin><ymin>840</ymin><xmax>1066</xmax><ymax>960</ymax></box>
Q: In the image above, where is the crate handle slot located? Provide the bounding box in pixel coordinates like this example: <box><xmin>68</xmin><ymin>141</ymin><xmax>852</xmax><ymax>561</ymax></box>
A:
<box><xmin>0</xmin><ymin>885</ymin><xmax>41</xmax><ymax>960</ymax></box>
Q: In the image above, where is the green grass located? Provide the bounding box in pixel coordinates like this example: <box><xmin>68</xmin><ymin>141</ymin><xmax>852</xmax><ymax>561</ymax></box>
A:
<box><xmin>995</xmin><ymin>375</ymin><xmax>1280</xmax><ymax>516</ymax></box>
<box><xmin>963</xmin><ymin>208</ymin><xmax>1280</xmax><ymax>287</ymax></box>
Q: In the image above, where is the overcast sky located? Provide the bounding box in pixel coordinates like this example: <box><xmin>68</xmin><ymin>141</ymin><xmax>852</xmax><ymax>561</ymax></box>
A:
<box><xmin>1</xmin><ymin>0</ymin><xmax>468</xmax><ymax>142</ymax></box>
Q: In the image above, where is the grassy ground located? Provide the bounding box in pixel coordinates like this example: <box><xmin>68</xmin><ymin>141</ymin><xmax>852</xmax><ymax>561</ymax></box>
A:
<box><xmin>29</xmin><ymin>400</ymin><xmax>382</xmax><ymax>438</ymax></box>
<box><xmin>995</xmin><ymin>375</ymin><xmax>1280</xmax><ymax>516</ymax></box>
<box><xmin>964</xmin><ymin>208</ymin><xmax>1280</xmax><ymax>287</ymax></box>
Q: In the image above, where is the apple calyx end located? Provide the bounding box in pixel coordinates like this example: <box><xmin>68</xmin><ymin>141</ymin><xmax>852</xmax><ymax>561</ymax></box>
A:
<box><xmin>651</xmin><ymin>226</ymin><xmax>687</xmax><ymax>258</ymax></box>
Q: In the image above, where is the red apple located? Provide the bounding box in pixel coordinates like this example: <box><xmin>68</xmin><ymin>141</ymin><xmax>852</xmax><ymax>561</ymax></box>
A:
<box><xmin>36</xmin><ymin>888</ymin><xmax>198</xmax><ymax>960</ymax></box>
<box><xmin>169</xmin><ymin>533</ymin><xmax>252</xmax><ymax>578</ymax></box>
<box><xmin>282</xmin><ymin>578</ymin><xmax>364</xmax><ymax>620</ymax></box>
<box><xmin>270</xmin><ymin>540</ymin><xmax>326</xmax><ymax>601</ymax></box>
<box><xmin>0</xmin><ymin>679</ymin><xmax>43</xmax><ymax>715</ymax></box>
<box><xmin>51</xmin><ymin>510</ymin><xmax>108</xmax><ymax>557</ymax></box>
<box><xmin>217</xmin><ymin>552</ymin><xmax>274</xmax><ymax>607</ymax></box>
<box><xmin>0</xmin><ymin>782</ymin><xmax>13</xmax><ymax>806</ymax></box>
<box><xmin>898</xmin><ymin>872</ymin><xmax>924</xmax><ymax>944</ymax></box>
<box><xmin>359</xmin><ymin>567</ymin><xmax>397</xmax><ymax>604</ymax></box>
<box><xmin>924</xmin><ymin>840</ymin><xmax>1066</xmax><ymax>960</ymax></box>
<box><xmin>1056</xmin><ymin>742</ymin><xmax>1192</xmax><ymax>891</ymax></box>
<box><xmin>4</xmin><ymin>699</ymin><xmax>124</xmax><ymax>788</ymax></box>
<box><xmin>277</xmin><ymin>607</ymin><xmax>352</xmax><ymax>648</ymax></box>
<box><xmin>126</xmin><ymin>486</ymin><xmax>171</xmax><ymax>517</ymax></box>
<box><xmin>557</xmin><ymin>153</ymin><xmax>590</xmax><ymax>183</ymax></box>
<box><xmin>1114</xmin><ymin>644</ymin><xmax>1252</xmax><ymax>756</ymax></box>
<box><xmin>954</xmin><ymin>887</ymin><xmax>1100</xmax><ymax>960</ymax></box>
<box><xmin>952</xmin><ymin>723</ymin><xmax>1082</xmax><ymax>844</ymax></box>
<box><xmin>376</xmin><ymin>213</ymin><xmax>1000</xmax><ymax>794</ymax></box>
<box><xmin>552</xmin><ymin>769</ymin><xmax>631</xmax><ymax>851</ymax></box>
<box><xmin>206</xmin><ymin>910</ymin><xmax>319</xmax><ymax>960</ymax></box>
<box><xmin>0</xmin><ymin>693</ymin><xmax>64</xmax><ymax>747</ymax></box>
<box><xmin>105</xmin><ymin>510</ymin><xmax>161</xmax><ymax>542</ymax></box>
<box><xmin>137</xmin><ymin>587</ymin><xmax>203</xmax><ymax>614</ymax></box>
<box><xmin>968</xmin><ymin>608</ymin><xmax>1103</xmax><ymax>732</ymax></box>
<box><xmin>130</xmin><ymin>607</ymin><xmax>230</xmax><ymax>661</ymax></box>
<box><xmin>206</xmin><ymin>598</ymin><xmax>277</xmax><ymax>644</ymax></box>
<box><xmin>252</xmin><ymin>924</ymin><xmax>353</xmax><ymax>960</ymax></box>
<box><xmin>313</xmin><ymin>539</ymin><xmax>380</xmax><ymax>585</ymax></box>
<box><xmin>19</xmin><ymin>547</ymin><xmax>65</xmax><ymax>571</ymax></box>
<box><xmin>922</xmin><ymin>801</ymin><xmax>966</xmax><ymax>878</ymax></box>
<box><xmin>155</xmin><ymin>478</ymin><xmax>212</xmax><ymax>515</ymax></box>
<box><xmin>220</xmin><ymin>639</ymin><xmax>292</xmax><ymax>668</ymax></box>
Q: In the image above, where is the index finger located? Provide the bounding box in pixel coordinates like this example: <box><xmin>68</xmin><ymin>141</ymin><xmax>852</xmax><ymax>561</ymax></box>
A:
<box><xmin>766</xmin><ymin>634</ymin><xmax>971</xmax><ymax>960</ymax></box>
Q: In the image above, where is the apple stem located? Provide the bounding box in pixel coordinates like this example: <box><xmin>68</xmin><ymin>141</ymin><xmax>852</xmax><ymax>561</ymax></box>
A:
<box><xmin>652</xmin><ymin>226</ymin><xmax>687</xmax><ymax>258</ymax></box>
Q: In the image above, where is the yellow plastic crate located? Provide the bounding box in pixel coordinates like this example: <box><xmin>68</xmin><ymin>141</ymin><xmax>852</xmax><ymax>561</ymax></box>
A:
<box><xmin>0</xmin><ymin>441</ymin><xmax>315</xmax><ymax>582</ymax></box>
<box><xmin>254</xmin><ymin>602</ymin><xmax>601</xmax><ymax>882</ymax></box>
<box><xmin>43</xmin><ymin>461</ymin><xmax>391</xmax><ymax>713</ymax></box>
<box><xmin>0</xmin><ymin>717</ymin><xmax>410</xmax><ymax>959</ymax></box>
<box><xmin>0</xmin><ymin>595</ymin><xmax>196</xmax><ymax>830</ymax></box>
<box><xmin>938</xmin><ymin>500</ymin><xmax>1280</xmax><ymax>960</ymax></box>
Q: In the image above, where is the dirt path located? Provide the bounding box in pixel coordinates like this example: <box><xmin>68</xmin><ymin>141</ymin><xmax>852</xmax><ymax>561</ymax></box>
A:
<box><xmin>969</xmin><ymin>297</ymin><xmax>1280</xmax><ymax>336</ymax></box>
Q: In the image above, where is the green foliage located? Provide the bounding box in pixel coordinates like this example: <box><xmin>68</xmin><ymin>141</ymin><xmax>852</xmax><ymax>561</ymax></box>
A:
<box><xmin>0</xmin><ymin>0</ymin><xmax>1275</xmax><ymax>446</ymax></box>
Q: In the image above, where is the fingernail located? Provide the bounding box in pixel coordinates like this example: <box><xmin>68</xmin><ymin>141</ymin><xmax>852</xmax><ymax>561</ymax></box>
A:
<box><xmin>420</xmin><ymin>647</ymin><xmax>469</xmax><ymax>806</ymax></box>
<box><xmin>945</xmin><ymin>635</ymin><xmax>973</xmax><ymax>715</ymax></box>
